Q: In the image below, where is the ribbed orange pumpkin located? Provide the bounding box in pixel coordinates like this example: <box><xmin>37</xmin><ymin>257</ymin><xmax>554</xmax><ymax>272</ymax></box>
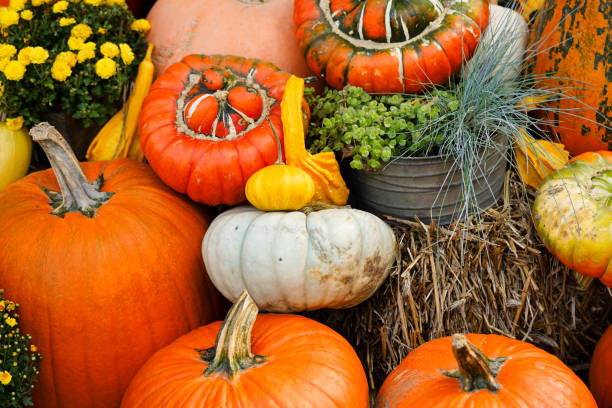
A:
<box><xmin>0</xmin><ymin>123</ymin><xmax>225</xmax><ymax>408</ymax></box>
<box><xmin>376</xmin><ymin>333</ymin><xmax>597</xmax><ymax>407</ymax></box>
<box><xmin>121</xmin><ymin>291</ymin><xmax>369</xmax><ymax>407</ymax></box>
<box><xmin>530</xmin><ymin>0</ymin><xmax>611</xmax><ymax>155</ymax></box>
<box><xmin>145</xmin><ymin>0</ymin><xmax>312</xmax><ymax>77</ymax></box>
<box><xmin>590</xmin><ymin>324</ymin><xmax>612</xmax><ymax>408</ymax></box>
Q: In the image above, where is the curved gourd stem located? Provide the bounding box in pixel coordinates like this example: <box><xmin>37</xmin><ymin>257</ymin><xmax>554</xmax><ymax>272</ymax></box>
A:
<box><xmin>200</xmin><ymin>290</ymin><xmax>266</xmax><ymax>378</ymax></box>
<box><xmin>442</xmin><ymin>334</ymin><xmax>507</xmax><ymax>392</ymax></box>
<box><xmin>267</xmin><ymin>117</ymin><xmax>285</xmax><ymax>165</ymax></box>
<box><xmin>30</xmin><ymin>122</ymin><xmax>113</xmax><ymax>218</ymax></box>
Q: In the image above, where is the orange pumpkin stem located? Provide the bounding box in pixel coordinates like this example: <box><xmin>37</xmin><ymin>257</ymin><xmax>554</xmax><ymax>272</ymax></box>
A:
<box><xmin>200</xmin><ymin>290</ymin><xmax>266</xmax><ymax>378</ymax></box>
<box><xmin>30</xmin><ymin>123</ymin><xmax>113</xmax><ymax>218</ymax></box>
<box><xmin>442</xmin><ymin>334</ymin><xmax>507</xmax><ymax>392</ymax></box>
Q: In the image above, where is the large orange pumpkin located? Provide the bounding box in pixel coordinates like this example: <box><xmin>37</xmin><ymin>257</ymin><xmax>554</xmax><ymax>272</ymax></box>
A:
<box><xmin>376</xmin><ymin>333</ymin><xmax>597</xmax><ymax>407</ymax></box>
<box><xmin>530</xmin><ymin>0</ymin><xmax>611</xmax><ymax>155</ymax></box>
<box><xmin>145</xmin><ymin>0</ymin><xmax>312</xmax><ymax>78</ymax></box>
<box><xmin>590</xmin><ymin>324</ymin><xmax>612</xmax><ymax>408</ymax></box>
<box><xmin>0</xmin><ymin>123</ymin><xmax>225</xmax><ymax>408</ymax></box>
<box><xmin>139</xmin><ymin>54</ymin><xmax>302</xmax><ymax>206</ymax></box>
<box><xmin>121</xmin><ymin>291</ymin><xmax>369</xmax><ymax>407</ymax></box>
<box><xmin>293</xmin><ymin>0</ymin><xmax>489</xmax><ymax>93</ymax></box>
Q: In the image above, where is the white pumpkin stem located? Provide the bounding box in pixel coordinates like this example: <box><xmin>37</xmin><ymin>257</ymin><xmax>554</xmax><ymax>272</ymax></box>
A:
<box><xmin>441</xmin><ymin>334</ymin><xmax>507</xmax><ymax>392</ymax></box>
<box><xmin>200</xmin><ymin>290</ymin><xmax>266</xmax><ymax>378</ymax></box>
<box><xmin>30</xmin><ymin>122</ymin><xmax>113</xmax><ymax>218</ymax></box>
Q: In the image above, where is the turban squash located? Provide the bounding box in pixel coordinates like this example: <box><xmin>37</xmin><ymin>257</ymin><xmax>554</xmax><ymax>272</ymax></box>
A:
<box><xmin>0</xmin><ymin>123</ymin><xmax>224</xmax><ymax>408</ymax></box>
<box><xmin>530</xmin><ymin>0</ymin><xmax>611</xmax><ymax>155</ymax></box>
<box><xmin>376</xmin><ymin>333</ymin><xmax>597</xmax><ymax>407</ymax></box>
<box><xmin>121</xmin><ymin>291</ymin><xmax>369</xmax><ymax>407</ymax></box>
<box><xmin>533</xmin><ymin>151</ymin><xmax>612</xmax><ymax>287</ymax></box>
<box><xmin>138</xmin><ymin>55</ymin><xmax>305</xmax><ymax>205</ymax></box>
<box><xmin>293</xmin><ymin>0</ymin><xmax>490</xmax><ymax>93</ymax></box>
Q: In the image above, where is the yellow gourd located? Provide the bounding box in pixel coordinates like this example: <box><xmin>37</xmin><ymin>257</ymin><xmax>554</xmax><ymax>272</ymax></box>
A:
<box><xmin>86</xmin><ymin>43</ymin><xmax>154</xmax><ymax>161</ymax></box>
<box><xmin>514</xmin><ymin>129</ymin><xmax>570</xmax><ymax>189</ymax></box>
<box><xmin>281</xmin><ymin>76</ymin><xmax>350</xmax><ymax>205</ymax></box>
<box><xmin>0</xmin><ymin>122</ymin><xmax>32</xmax><ymax>192</ymax></box>
<box><xmin>245</xmin><ymin>164</ymin><xmax>315</xmax><ymax>211</ymax></box>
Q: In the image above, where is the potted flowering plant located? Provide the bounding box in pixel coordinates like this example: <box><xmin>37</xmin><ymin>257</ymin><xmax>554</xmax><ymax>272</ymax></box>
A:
<box><xmin>0</xmin><ymin>289</ymin><xmax>42</xmax><ymax>407</ymax></box>
<box><xmin>0</xmin><ymin>0</ymin><xmax>150</xmax><ymax>158</ymax></box>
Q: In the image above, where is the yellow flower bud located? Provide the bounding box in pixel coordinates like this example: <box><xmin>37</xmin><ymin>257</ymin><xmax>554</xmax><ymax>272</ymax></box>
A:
<box><xmin>20</xmin><ymin>9</ymin><xmax>33</xmax><ymax>20</ymax></box>
<box><xmin>6</xmin><ymin>117</ymin><xmax>23</xmax><ymax>130</ymax></box>
<box><xmin>130</xmin><ymin>19</ymin><xmax>151</xmax><ymax>34</ymax></box>
<box><xmin>0</xmin><ymin>43</ymin><xmax>17</xmax><ymax>59</ymax></box>
<box><xmin>77</xmin><ymin>42</ymin><xmax>96</xmax><ymax>63</ymax></box>
<box><xmin>0</xmin><ymin>9</ymin><xmax>19</xmax><ymax>28</ymax></box>
<box><xmin>100</xmin><ymin>42</ymin><xmax>119</xmax><ymax>58</ymax></box>
<box><xmin>70</xmin><ymin>23</ymin><xmax>92</xmax><ymax>40</ymax></box>
<box><xmin>51</xmin><ymin>61</ymin><xmax>72</xmax><ymax>81</ymax></box>
<box><xmin>67</xmin><ymin>36</ymin><xmax>85</xmax><ymax>50</ymax></box>
<box><xmin>59</xmin><ymin>17</ymin><xmax>76</xmax><ymax>26</ymax></box>
<box><xmin>53</xmin><ymin>0</ymin><xmax>69</xmax><ymax>13</ymax></box>
<box><xmin>3</xmin><ymin>60</ymin><xmax>26</xmax><ymax>81</ymax></box>
<box><xmin>119</xmin><ymin>43</ymin><xmax>134</xmax><ymax>65</ymax></box>
<box><xmin>95</xmin><ymin>57</ymin><xmax>116</xmax><ymax>79</ymax></box>
<box><xmin>10</xmin><ymin>0</ymin><xmax>26</xmax><ymax>11</ymax></box>
<box><xmin>17</xmin><ymin>46</ymin><xmax>33</xmax><ymax>65</ymax></box>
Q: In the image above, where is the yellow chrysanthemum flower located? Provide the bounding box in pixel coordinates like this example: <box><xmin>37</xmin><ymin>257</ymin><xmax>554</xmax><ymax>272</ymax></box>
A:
<box><xmin>20</xmin><ymin>9</ymin><xmax>33</xmax><ymax>20</ymax></box>
<box><xmin>29</xmin><ymin>46</ymin><xmax>49</xmax><ymax>64</ymax></box>
<box><xmin>106</xmin><ymin>0</ymin><xmax>125</xmax><ymax>5</ymax></box>
<box><xmin>10</xmin><ymin>0</ymin><xmax>26</xmax><ymax>11</ymax></box>
<box><xmin>67</xmin><ymin>36</ymin><xmax>85</xmax><ymax>50</ymax></box>
<box><xmin>6</xmin><ymin>116</ymin><xmax>23</xmax><ymax>131</ymax></box>
<box><xmin>3</xmin><ymin>60</ymin><xmax>26</xmax><ymax>81</ymax></box>
<box><xmin>5</xmin><ymin>302</ymin><xmax>15</xmax><ymax>311</ymax></box>
<box><xmin>130</xmin><ymin>19</ymin><xmax>151</xmax><ymax>34</ymax></box>
<box><xmin>100</xmin><ymin>42</ymin><xmax>118</xmax><ymax>58</ymax></box>
<box><xmin>51</xmin><ymin>60</ymin><xmax>71</xmax><ymax>81</ymax></box>
<box><xmin>17</xmin><ymin>46</ymin><xmax>33</xmax><ymax>65</ymax></box>
<box><xmin>119</xmin><ymin>43</ymin><xmax>134</xmax><ymax>65</ymax></box>
<box><xmin>52</xmin><ymin>0</ymin><xmax>69</xmax><ymax>13</ymax></box>
<box><xmin>77</xmin><ymin>41</ymin><xmax>95</xmax><ymax>63</ymax></box>
<box><xmin>59</xmin><ymin>17</ymin><xmax>76</xmax><ymax>26</ymax></box>
<box><xmin>84</xmin><ymin>0</ymin><xmax>104</xmax><ymax>5</ymax></box>
<box><xmin>0</xmin><ymin>371</ymin><xmax>11</xmax><ymax>385</ymax></box>
<box><xmin>0</xmin><ymin>43</ymin><xmax>17</xmax><ymax>59</ymax></box>
<box><xmin>97</xmin><ymin>27</ymin><xmax>106</xmax><ymax>34</ymax></box>
<box><xmin>30</xmin><ymin>344</ymin><xmax>38</xmax><ymax>352</ymax></box>
<box><xmin>5</xmin><ymin>317</ymin><xmax>17</xmax><ymax>327</ymax></box>
<box><xmin>31</xmin><ymin>0</ymin><xmax>48</xmax><ymax>6</ymax></box>
<box><xmin>0</xmin><ymin>59</ymin><xmax>9</xmax><ymax>71</ymax></box>
<box><xmin>95</xmin><ymin>57</ymin><xmax>116</xmax><ymax>79</ymax></box>
<box><xmin>0</xmin><ymin>9</ymin><xmax>19</xmax><ymax>27</ymax></box>
<box><xmin>71</xmin><ymin>23</ymin><xmax>92</xmax><ymax>40</ymax></box>
<box><xmin>56</xmin><ymin>51</ymin><xmax>77</xmax><ymax>67</ymax></box>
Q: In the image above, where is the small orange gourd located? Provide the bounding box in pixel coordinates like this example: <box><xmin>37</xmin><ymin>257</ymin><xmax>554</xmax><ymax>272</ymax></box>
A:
<box><xmin>282</xmin><ymin>75</ymin><xmax>349</xmax><ymax>205</ymax></box>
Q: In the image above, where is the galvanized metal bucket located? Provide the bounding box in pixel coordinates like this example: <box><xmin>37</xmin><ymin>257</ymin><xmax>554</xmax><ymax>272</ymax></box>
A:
<box><xmin>347</xmin><ymin>140</ymin><xmax>508</xmax><ymax>225</ymax></box>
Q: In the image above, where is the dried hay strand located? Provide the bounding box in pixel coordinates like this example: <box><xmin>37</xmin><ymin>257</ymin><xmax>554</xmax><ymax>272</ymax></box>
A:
<box><xmin>306</xmin><ymin>171</ymin><xmax>612</xmax><ymax>393</ymax></box>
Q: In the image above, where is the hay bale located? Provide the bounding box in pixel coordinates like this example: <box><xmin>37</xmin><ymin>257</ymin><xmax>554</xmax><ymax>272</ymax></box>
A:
<box><xmin>306</xmin><ymin>171</ymin><xmax>612</xmax><ymax>393</ymax></box>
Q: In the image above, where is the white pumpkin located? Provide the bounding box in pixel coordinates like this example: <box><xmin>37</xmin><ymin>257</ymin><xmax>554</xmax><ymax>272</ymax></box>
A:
<box><xmin>202</xmin><ymin>206</ymin><xmax>396</xmax><ymax>312</ymax></box>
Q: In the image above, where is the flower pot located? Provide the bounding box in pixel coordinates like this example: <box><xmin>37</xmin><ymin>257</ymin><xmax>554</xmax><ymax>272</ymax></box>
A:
<box><xmin>347</xmin><ymin>140</ymin><xmax>507</xmax><ymax>225</ymax></box>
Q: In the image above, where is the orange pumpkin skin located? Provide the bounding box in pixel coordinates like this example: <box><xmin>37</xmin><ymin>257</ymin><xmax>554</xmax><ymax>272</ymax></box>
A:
<box><xmin>121</xmin><ymin>314</ymin><xmax>369</xmax><ymax>407</ymax></box>
<box><xmin>531</xmin><ymin>0</ymin><xmax>611</xmax><ymax>155</ymax></box>
<box><xmin>590</xmin><ymin>324</ymin><xmax>612</xmax><ymax>408</ymax></box>
<box><xmin>145</xmin><ymin>0</ymin><xmax>312</xmax><ymax>78</ymax></box>
<box><xmin>293</xmin><ymin>0</ymin><xmax>489</xmax><ymax>93</ymax></box>
<box><xmin>376</xmin><ymin>334</ymin><xmax>597</xmax><ymax>407</ymax></box>
<box><xmin>139</xmin><ymin>54</ymin><xmax>301</xmax><ymax>206</ymax></box>
<box><xmin>0</xmin><ymin>158</ymin><xmax>225</xmax><ymax>408</ymax></box>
